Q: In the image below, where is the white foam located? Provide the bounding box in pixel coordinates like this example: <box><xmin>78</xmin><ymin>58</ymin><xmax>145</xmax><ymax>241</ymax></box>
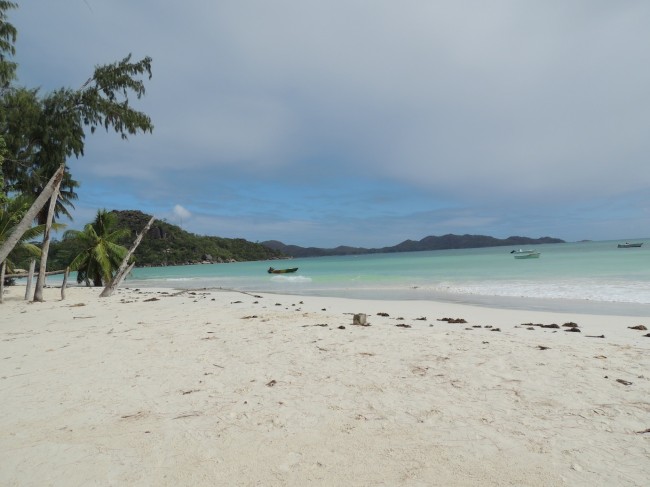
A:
<box><xmin>270</xmin><ymin>275</ymin><xmax>313</xmax><ymax>283</ymax></box>
<box><xmin>434</xmin><ymin>279</ymin><xmax>650</xmax><ymax>304</ymax></box>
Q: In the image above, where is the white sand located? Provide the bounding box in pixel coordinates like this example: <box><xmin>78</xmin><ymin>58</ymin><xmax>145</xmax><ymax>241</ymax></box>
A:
<box><xmin>1</xmin><ymin>285</ymin><xmax>649</xmax><ymax>486</ymax></box>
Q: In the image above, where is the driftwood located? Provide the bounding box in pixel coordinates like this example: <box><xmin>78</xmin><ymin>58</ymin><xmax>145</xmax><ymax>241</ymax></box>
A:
<box><xmin>33</xmin><ymin>176</ymin><xmax>62</xmax><ymax>302</ymax></box>
<box><xmin>0</xmin><ymin>164</ymin><xmax>65</xmax><ymax>265</ymax></box>
<box><xmin>100</xmin><ymin>215</ymin><xmax>155</xmax><ymax>298</ymax></box>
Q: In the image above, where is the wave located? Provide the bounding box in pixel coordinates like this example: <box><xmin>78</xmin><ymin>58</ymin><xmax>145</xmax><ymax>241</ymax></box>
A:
<box><xmin>270</xmin><ymin>275</ymin><xmax>313</xmax><ymax>283</ymax></box>
<box><xmin>431</xmin><ymin>279</ymin><xmax>650</xmax><ymax>305</ymax></box>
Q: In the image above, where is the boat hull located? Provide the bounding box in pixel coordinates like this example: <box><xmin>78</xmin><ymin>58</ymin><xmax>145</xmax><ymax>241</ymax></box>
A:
<box><xmin>514</xmin><ymin>252</ymin><xmax>540</xmax><ymax>259</ymax></box>
<box><xmin>617</xmin><ymin>243</ymin><xmax>643</xmax><ymax>248</ymax></box>
<box><xmin>268</xmin><ymin>267</ymin><xmax>299</xmax><ymax>274</ymax></box>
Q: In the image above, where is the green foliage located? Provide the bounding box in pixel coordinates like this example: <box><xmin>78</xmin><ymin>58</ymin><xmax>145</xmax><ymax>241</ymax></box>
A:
<box><xmin>0</xmin><ymin>134</ymin><xmax>6</xmax><ymax>204</ymax></box>
<box><xmin>63</xmin><ymin>209</ymin><xmax>130</xmax><ymax>286</ymax></box>
<box><xmin>0</xmin><ymin>87</ymin><xmax>81</xmax><ymax>222</ymax></box>
<box><xmin>0</xmin><ymin>1</ymin><xmax>17</xmax><ymax>89</ymax></box>
<box><xmin>0</xmin><ymin>194</ymin><xmax>45</xmax><ymax>271</ymax></box>
<box><xmin>0</xmin><ymin>1</ymin><xmax>16</xmax><ymax>202</ymax></box>
<box><xmin>111</xmin><ymin>210</ymin><xmax>285</xmax><ymax>267</ymax></box>
<box><xmin>0</xmin><ymin>55</ymin><xmax>153</xmax><ymax>221</ymax></box>
<box><xmin>48</xmin><ymin>209</ymin><xmax>285</xmax><ymax>271</ymax></box>
<box><xmin>0</xmin><ymin>4</ymin><xmax>153</xmax><ymax>224</ymax></box>
<box><xmin>77</xmin><ymin>54</ymin><xmax>153</xmax><ymax>139</ymax></box>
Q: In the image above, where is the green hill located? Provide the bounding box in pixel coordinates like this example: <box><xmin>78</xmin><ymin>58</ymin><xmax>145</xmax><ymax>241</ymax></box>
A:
<box><xmin>47</xmin><ymin>210</ymin><xmax>285</xmax><ymax>270</ymax></box>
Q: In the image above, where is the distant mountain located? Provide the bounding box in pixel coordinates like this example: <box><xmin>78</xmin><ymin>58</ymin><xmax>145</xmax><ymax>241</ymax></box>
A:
<box><xmin>262</xmin><ymin>234</ymin><xmax>565</xmax><ymax>258</ymax></box>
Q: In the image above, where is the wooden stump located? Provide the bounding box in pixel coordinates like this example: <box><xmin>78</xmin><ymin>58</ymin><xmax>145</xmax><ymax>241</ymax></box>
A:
<box><xmin>353</xmin><ymin>313</ymin><xmax>367</xmax><ymax>326</ymax></box>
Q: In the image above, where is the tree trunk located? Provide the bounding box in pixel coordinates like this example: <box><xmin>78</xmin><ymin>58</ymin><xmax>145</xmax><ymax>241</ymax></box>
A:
<box><xmin>100</xmin><ymin>216</ymin><xmax>155</xmax><ymax>297</ymax></box>
<box><xmin>61</xmin><ymin>267</ymin><xmax>70</xmax><ymax>300</ymax></box>
<box><xmin>0</xmin><ymin>261</ymin><xmax>5</xmax><ymax>304</ymax></box>
<box><xmin>33</xmin><ymin>176</ymin><xmax>63</xmax><ymax>302</ymax></box>
<box><xmin>110</xmin><ymin>261</ymin><xmax>135</xmax><ymax>294</ymax></box>
<box><xmin>24</xmin><ymin>259</ymin><xmax>36</xmax><ymax>300</ymax></box>
<box><xmin>0</xmin><ymin>164</ymin><xmax>65</xmax><ymax>265</ymax></box>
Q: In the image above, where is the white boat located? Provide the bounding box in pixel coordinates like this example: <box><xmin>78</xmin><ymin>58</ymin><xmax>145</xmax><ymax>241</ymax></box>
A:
<box><xmin>617</xmin><ymin>242</ymin><xmax>643</xmax><ymax>248</ymax></box>
<box><xmin>512</xmin><ymin>249</ymin><xmax>541</xmax><ymax>259</ymax></box>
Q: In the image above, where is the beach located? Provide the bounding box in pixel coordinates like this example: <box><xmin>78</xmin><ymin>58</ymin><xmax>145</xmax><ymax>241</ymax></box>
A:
<box><xmin>1</xmin><ymin>285</ymin><xmax>649</xmax><ymax>486</ymax></box>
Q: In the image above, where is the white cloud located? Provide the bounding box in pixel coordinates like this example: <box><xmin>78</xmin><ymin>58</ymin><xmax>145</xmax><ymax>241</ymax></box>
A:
<box><xmin>172</xmin><ymin>205</ymin><xmax>192</xmax><ymax>222</ymax></box>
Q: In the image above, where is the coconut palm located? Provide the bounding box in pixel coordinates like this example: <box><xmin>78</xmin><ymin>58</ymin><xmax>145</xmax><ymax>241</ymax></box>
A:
<box><xmin>64</xmin><ymin>210</ymin><xmax>130</xmax><ymax>287</ymax></box>
<box><xmin>0</xmin><ymin>194</ymin><xmax>46</xmax><ymax>273</ymax></box>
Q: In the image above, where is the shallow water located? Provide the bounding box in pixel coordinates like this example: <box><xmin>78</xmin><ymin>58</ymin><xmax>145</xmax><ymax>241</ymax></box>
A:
<box><xmin>118</xmin><ymin>239</ymin><xmax>650</xmax><ymax>315</ymax></box>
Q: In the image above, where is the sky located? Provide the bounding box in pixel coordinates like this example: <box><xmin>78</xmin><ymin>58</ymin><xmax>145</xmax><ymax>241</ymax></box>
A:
<box><xmin>10</xmin><ymin>0</ymin><xmax>650</xmax><ymax>247</ymax></box>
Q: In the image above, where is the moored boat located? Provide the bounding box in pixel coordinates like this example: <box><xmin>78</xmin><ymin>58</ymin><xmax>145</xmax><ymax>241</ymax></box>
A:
<box><xmin>617</xmin><ymin>242</ymin><xmax>643</xmax><ymax>248</ymax></box>
<box><xmin>268</xmin><ymin>267</ymin><xmax>299</xmax><ymax>274</ymax></box>
<box><xmin>512</xmin><ymin>249</ymin><xmax>541</xmax><ymax>259</ymax></box>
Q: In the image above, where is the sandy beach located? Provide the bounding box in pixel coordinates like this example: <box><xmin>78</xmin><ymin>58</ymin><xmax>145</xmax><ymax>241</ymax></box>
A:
<box><xmin>1</xmin><ymin>285</ymin><xmax>649</xmax><ymax>486</ymax></box>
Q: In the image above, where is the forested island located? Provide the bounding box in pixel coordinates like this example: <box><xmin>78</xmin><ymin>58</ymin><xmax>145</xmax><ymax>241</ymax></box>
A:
<box><xmin>46</xmin><ymin>210</ymin><xmax>284</xmax><ymax>270</ymax></box>
<box><xmin>262</xmin><ymin>234</ymin><xmax>565</xmax><ymax>258</ymax></box>
<box><xmin>42</xmin><ymin>210</ymin><xmax>565</xmax><ymax>269</ymax></box>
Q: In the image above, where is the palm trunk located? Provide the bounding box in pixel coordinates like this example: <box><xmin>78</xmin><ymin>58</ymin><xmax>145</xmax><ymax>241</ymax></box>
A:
<box><xmin>0</xmin><ymin>261</ymin><xmax>5</xmax><ymax>304</ymax></box>
<box><xmin>33</xmin><ymin>177</ymin><xmax>63</xmax><ymax>302</ymax></box>
<box><xmin>100</xmin><ymin>216</ymin><xmax>155</xmax><ymax>297</ymax></box>
<box><xmin>61</xmin><ymin>267</ymin><xmax>70</xmax><ymax>300</ymax></box>
<box><xmin>24</xmin><ymin>259</ymin><xmax>36</xmax><ymax>301</ymax></box>
<box><xmin>0</xmin><ymin>164</ymin><xmax>65</xmax><ymax>265</ymax></box>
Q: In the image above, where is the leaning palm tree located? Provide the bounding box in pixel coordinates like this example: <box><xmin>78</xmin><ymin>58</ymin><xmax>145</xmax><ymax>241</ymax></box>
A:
<box><xmin>0</xmin><ymin>194</ymin><xmax>46</xmax><ymax>273</ymax></box>
<box><xmin>64</xmin><ymin>210</ymin><xmax>130</xmax><ymax>287</ymax></box>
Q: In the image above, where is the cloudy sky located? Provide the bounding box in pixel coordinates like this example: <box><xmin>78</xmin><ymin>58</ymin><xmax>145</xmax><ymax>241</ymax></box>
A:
<box><xmin>11</xmin><ymin>1</ymin><xmax>650</xmax><ymax>247</ymax></box>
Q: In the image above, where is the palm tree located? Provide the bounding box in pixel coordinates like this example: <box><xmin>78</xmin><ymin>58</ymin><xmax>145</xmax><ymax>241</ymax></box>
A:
<box><xmin>0</xmin><ymin>194</ymin><xmax>45</xmax><ymax>273</ymax></box>
<box><xmin>64</xmin><ymin>210</ymin><xmax>130</xmax><ymax>287</ymax></box>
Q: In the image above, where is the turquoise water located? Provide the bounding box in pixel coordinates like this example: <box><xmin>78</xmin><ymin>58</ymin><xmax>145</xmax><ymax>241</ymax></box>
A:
<box><xmin>121</xmin><ymin>240</ymin><xmax>650</xmax><ymax>314</ymax></box>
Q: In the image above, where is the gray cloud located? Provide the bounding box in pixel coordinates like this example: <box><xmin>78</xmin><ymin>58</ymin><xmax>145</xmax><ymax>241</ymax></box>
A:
<box><xmin>12</xmin><ymin>1</ymin><xmax>650</xmax><ymax>245</ymax></box>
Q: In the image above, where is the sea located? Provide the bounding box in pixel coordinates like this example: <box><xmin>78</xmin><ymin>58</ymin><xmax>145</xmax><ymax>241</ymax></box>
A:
<box><xmin>115</xmin><ymin>239</ymin><xmax>650</xmax><ymax>317</ymax></box>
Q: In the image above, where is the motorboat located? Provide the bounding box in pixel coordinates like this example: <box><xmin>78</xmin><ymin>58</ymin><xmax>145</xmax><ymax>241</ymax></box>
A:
<box><xmin>617</xmin><ymin>242</ymin><xmax>643</xmax><ymax>248</ymax></box>
<box><xmin>512</xmin><ymin>249</ymin><xmax>541</xmax><ymax>259</ymax></box>
<box><xmin>268</xmin><ymin>267</ymin><xmax>299</xmax><ymax>274</ymax></box>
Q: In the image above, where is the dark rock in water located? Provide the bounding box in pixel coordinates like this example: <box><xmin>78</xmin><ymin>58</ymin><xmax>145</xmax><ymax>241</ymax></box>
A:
<box><xmin>541</xmin><ymin>324</ymin><xmax>560</xmax><ymax>329</ymax></box>
<box><xmin>565</xmin><ymin>327</ymin><xmax>581</xmax><ymax>332</ymax></box>
<box><xmin>562</xmin><ymin>323</ymin><xmax>579</xmax><ymax>327</ymax></box>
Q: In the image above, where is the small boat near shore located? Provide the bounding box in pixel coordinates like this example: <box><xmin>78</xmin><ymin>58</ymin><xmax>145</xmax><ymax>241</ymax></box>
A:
<box><xmin>268</xmin><ymin>267</ymin><xmax>299</xmax><ymax>274</ymax></box>
<box><xmin>511</xmin><ymin>249</ymin><xmax>541</xmax><ymax>259</ymax></box>
<box><xmin>617</xmin><ymin>242</ymin><xmax>643</xmax><ymax>248</ymax></box>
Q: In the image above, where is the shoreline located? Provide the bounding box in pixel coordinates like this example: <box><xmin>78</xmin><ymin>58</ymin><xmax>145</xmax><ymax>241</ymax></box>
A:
<box><xmin>38</xmin><ymin>277</ymin><xmax>650</xmax><ymax>317</ymax></box>
<box><xmin>2</xmin><ymin>285</ymin><xmax>649</xmax><ymax>485</ymax></box>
